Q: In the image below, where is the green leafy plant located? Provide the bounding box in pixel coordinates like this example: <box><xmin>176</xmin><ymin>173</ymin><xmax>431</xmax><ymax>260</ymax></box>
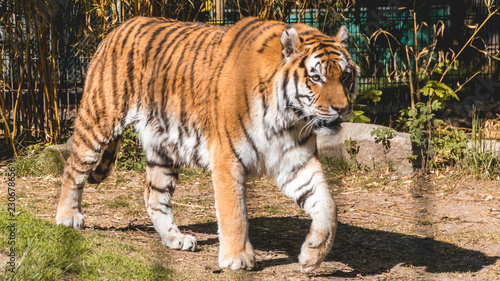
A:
<box><xmin>370</xmin><ymin>127</ymin><xmax>396</xmax><ymax>170</ymax></box>
<box><xmin>371</xmin><ymin>127</ymin><xmax>396</xmax><ymax>151</ymax></box>
<box><xmin>117</xmin><ymin>126</ymin><xmax>146</xmax><ymax>172</ymax></box>
<box><xmin>349</xmin><ymin>89</ymin><xmax>383</xmax><ymax>123</ymax></box>
<box><xmin>420</xmin><ymin>80</ymin><xmax>458</xmax><ymax>107</ymax></box>
<box><xmin>398</xmin><ymin>100</ymin><xmax>442</xmax><ymax>169</ymax></box>
<box><xmin>430</xmin><ymin>123</ymin><xmax>468</xmax><ymax>169</ymax></box>
<box><xmin>344</xmin><ymin>138</ymin><xmax>362</xmax><ymax>169</ymax></box>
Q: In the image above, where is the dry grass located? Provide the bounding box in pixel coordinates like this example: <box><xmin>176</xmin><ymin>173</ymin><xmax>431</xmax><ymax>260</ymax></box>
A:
<box><xmin>483</xmin><ymin>114</ymin><xmax>500</xmax><ymax>140</ymax></box>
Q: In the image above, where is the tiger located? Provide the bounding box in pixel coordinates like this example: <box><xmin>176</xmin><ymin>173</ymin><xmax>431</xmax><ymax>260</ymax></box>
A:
<box><xmin>56</xmin><ymin>16</ymin><xmax>359</xmax><ymax>273</ymax></box>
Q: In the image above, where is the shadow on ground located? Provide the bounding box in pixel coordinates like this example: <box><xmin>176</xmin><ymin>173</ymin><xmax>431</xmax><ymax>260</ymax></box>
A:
<box><xmin>184</xmin><ymin>216</ymin><xmax>498</xmax><ymax>276</ymax></box>
<box><xmin>93</xmin><ymin>216</ymin><xmax>498</xmax><ymax>276</ymax></box>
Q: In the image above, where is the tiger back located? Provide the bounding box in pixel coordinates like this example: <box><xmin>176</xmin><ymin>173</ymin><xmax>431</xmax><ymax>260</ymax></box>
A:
<box><xmin>56</xmin><ymin>17</ymin><xmax>359</xmax><ymax>273</ymax></box>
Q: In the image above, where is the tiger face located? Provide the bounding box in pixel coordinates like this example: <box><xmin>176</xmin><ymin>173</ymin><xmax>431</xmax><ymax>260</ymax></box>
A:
<box><xmin>279</xmin><ymin>26</ymin><xmax>359</xmax><ymax>135</ymax></box>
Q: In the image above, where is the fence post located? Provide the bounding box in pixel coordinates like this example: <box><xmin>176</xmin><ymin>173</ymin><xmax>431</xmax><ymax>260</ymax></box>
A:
<box><xmin>215</xmin><ymin>0</ymin><xmax>226</xmax><ymax>25</ymax></box>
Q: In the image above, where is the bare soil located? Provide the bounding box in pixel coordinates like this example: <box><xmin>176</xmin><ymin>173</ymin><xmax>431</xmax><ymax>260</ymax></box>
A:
<box><xmin>3</xmin><ymin>166</ymin><xmax>500</xmax><ymax>280</ymax></box>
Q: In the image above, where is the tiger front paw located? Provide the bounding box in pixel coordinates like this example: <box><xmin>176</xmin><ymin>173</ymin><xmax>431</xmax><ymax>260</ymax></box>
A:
<box><xmin>162</xmin><ymin>233</ymin><xmax>197</xmax><ymax>252</ymax></box>
<box><xmin>56</xmin><ymin>209</ymin><xmax>85</xmax><ymax>230</ymax></box>
<box><xmin>298</xmin><ymin>226</ymin><xmax>335</xmax><ymax>273</ymax></box>
<box><xmin>219</xmin><ymin>243</ymin><xmax>256</xmax><ymax>270</ymax></box>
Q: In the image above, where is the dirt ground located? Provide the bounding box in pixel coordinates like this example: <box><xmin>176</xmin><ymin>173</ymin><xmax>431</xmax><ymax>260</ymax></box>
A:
<box><xmin>3</xmin><ymin>165</ymin><xmax>500</xmax><ymax>280</ymax></box>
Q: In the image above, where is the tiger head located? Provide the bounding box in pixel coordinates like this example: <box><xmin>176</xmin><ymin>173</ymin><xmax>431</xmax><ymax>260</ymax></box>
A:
<box><xmin>279</xmin><ymin>25</ymin><xmax>359</xmax><ymax>135</ymax></box>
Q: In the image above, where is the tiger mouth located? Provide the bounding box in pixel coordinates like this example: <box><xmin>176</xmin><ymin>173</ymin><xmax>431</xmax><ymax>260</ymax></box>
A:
<box><xmin>313</xmin><ymin>118</ymin><xmax>342</xmax><ymax>129</ymax></box>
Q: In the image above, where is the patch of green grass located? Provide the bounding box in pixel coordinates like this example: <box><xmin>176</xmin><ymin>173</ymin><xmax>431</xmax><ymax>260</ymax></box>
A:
<box><xmin>265</xmin><ymin>204</ymin><xmax>281</xmax><ymax>214</ymax></box>
<box><xmin>179</xmin><ymin>167</ymin><xmax>211</xmax><ymax>181</ymax></box>
<box><xmin>318</xmin><ymin>152</ymin><xmax>357</xmax><ymax>174</ymax></box>
<box><xmin>0</xmin><ymin>212</ymin><xmax>173</xmax><ymax>280</ymax></box>
<box><xmin>81</xmin><ymin>240</ymin><xmax>172</xmax><ymax>280</ymax></box>
<box><xmin>9</xmin><ymin>148</ymin><xmax>65</xmax><ymax>177</ymax></box>
<box><xmin>108</xmin><ymin>196</ymin><xmax>130</xmax><ymax>208</ymax></box>
<box><xmin>0</xmin><ymin>212</ymin><xmax>87</xmax><ymax>279</ymax></box>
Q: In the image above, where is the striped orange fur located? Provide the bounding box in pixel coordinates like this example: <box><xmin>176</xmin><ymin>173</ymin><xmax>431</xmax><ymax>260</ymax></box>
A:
<box><xmin>56</xmin><ymin>16</ymin><xmax>359</xmax><ymax>272</ymax></box>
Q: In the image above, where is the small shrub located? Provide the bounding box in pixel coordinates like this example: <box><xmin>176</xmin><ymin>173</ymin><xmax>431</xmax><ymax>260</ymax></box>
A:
<box><xmin>430</xmin><ymin>124</ymin><xmax>468</xmax><ymax>169</ymax></box>
<box><xmin>371</xmin><ymin>127</ymin><xmax>396</xmax><ymax>151</ymax></box>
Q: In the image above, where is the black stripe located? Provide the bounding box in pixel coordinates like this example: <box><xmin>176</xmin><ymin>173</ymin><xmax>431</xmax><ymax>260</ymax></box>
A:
<box><xmin>126</xmin><ymin>47</ymin><xmax>135</xmax><ymax>97</ymax></box>
<box><xmin>78</xmin><ymin>113</ymin><xmax>108</xmax><ymax>146</ymax></box>
<box><xmin>282</xmin><ymin>69</ymin><xmax>296</xmax><ymax>113</ymax></box>
<box><xmin>297</xmin><ymin>187</ymin><xmax>315</xmax><ymax>209</ymax></box>
<box><xmin>257</xmin><ymin>32</ymin><xmax>280</xmax><ymax>53</ymax></box>
<box><xmin>206</xmin><ymin>30</ymin><xmax>224</xmax><ymax>69</ymax></box>
<box><xmin>313</xmin><ymin>53</ymin><xmax>326</xmax><ymax>59</ymax></box>
<box><xmin>74</xmin><ymin>128</ymin><xmax>100</xmax><ymax>153</ymax></box>
<box><xmin>162</xmin><ymin>170</ymin><xmax>179</xmax><ymax>178</ymax></box>
<box><xmin>118</xmin><ymin>18</ymin><xmax>152</xmax><ymax>56</ymax></box>
<box><xmin>224</xmin><ymin>126</ymin><xmax>248</xmax><ymax>172</ymax></box>
<box><xmin>238</xmin><ymin>115</ymin><xmax>258</xmax><ymax>157</ymax></box>
<box><xmin>159</xmin><ymin>27</ymin><xmax>203</xmax><ymax>106</ymax></box>
<box><xmin>150</xmin><ymin>207</ymin><xmax>171</xmax><ymax>215</ymax></box>
<box><xmin>261</xmin><ymin>93</ymin><xmax>271</xmax><ymax>141</ymax></box>
<box><xmin>150</xmin><ymin>185</ymin><xmax>173</xmax><ymax>193</ymax></box>
<box><xmin>146</xmin><ymin>161</ymin><xmax>170</xmax><ymax>168</ymax></box>
<box><xmin>71</xmin><ymin>163</ymin><xmax>91</xmax><ymax>174</ymax></box>
<box><xmin>299</xmin><ymin>55</ymin><xmax>308</xmax><ymax>69</ymax></box>
<box><xmin>144</xmin><ymin>25</ymin><xmax>170</xmax><ymax>63</ymax></box>
<box><xmin>282</xmin><ymin>68</ymin><xmax>290</xmax><ymax>99</ymax></box>
<box><xmin>110</xmin><ymin>37</ymin><xmax>120</xmax><ymax>126</ymax></box>
<box><xmin>192</xmin><ymin>132</ymin><xmax>202</xmax><ymax>166</ymax></box>
<box><xmin>160</xmin><ymin>27</ymin><xmax>203</xmax><ymax>72</ymax></box>
<box><xmin>301</xmin><ymin>30</ymin><xmax>317</xmax><ymax>36</ymax></box>
<box><xmin>312</xmin><ymin>43</ymin><xmax>332</xmax><ymax>53</ymax></box>
<box><xmin>153</xmin><ymin>25</ymin><xmax>186</xmax><ymax>62</ymax></box>
<box><xmin>103</xmin><ymin>28</ymin><xmax>125</xmax><ymax>129</ymax></box>
<box><xmin>293</xmin><ymin>70</ymin><xmax>303</xmax><ymax>111</ymax></box>
<box><xmin>171</xmin><ymin>28</ymin><xmax>207</xmax><ymax>126</ymax></box>
<box><xmin>294</xmin><ymin>171</ymin><xmax>320</xmax><ymax>192</ymax></box>
<box><xmin>126</xmin><ymin>20</ymin><xmax>161</xmax><ymax>102</ymax></box>
<box><xmin>157</xmin><ymin>26</ymin><xmax>192</xmax><ymax>110</ymax></box>
<box><xmin>189</xmin><ymin>28</ymin><xmax>212</xmax><ymax>102</ymax></box>
<box><xmin>63</xmin><ymin>168</ymin><xmax>76</xmax><ymax>183</ymax></box>
<box><xmin>225</xmin><ymin>18</ymin><xmax>263</xmax><ymax>59</ymax></box>
<box><xmin>282</xmin><ymin>153</ymin><xmax>315</xmax><ymax>187</ymax></box>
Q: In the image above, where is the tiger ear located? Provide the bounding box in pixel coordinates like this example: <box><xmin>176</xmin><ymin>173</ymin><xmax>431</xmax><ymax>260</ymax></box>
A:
<box><xmin>280</xmin><ymin>28</ymin><xmax>299</xmax><ymax>60</ymax></box>
<box><xmin>335</xmin><ymin>25</ymin><xmax>349</xmax><ymax>46</ymax></box>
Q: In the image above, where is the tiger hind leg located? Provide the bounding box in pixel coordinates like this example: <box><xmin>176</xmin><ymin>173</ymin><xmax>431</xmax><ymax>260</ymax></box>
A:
<box><xmin>88</xmin><ymin>137</ymin><xmax>122</xmax><ymax>184</ymax></box>
<box><xmin>144</xmin><ymin>152</ymin><xmax>197</xmax><ymax>251</ymax></box>
<box><xmin>56</xmin><ymin>132</ymin><xmax>120</xmax><ymax>229</ymax></box>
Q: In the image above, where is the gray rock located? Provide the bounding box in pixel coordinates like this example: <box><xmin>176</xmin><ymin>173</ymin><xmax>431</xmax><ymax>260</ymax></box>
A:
<box><xmin>317</xmin><ymin>123</ymin><xmax>416</xmax><ymax>174</ymax></box>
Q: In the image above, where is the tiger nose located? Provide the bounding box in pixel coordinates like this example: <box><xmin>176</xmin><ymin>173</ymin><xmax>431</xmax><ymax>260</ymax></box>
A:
<box><xmin>330</xmin><ymin>105</ymin><xmax>348</xmax><ymax>114</ymax></box>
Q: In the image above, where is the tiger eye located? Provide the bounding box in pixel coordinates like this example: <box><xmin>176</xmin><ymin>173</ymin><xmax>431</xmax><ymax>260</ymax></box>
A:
<box><xmin>311</xmin><ymin>75</ymin><xmax>321</xmax><ymax>82</ymax></box>
<box><xmin>341</xmin><ymin>71</ymin><xmax>350</xmax><ymax>82</ymax></box>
